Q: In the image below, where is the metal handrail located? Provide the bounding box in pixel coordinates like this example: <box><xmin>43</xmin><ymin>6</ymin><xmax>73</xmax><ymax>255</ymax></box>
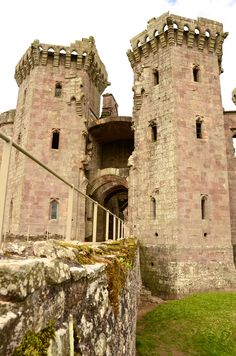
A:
<box><xmin>0</xmin><ymin>131</ymin><xmax>125</xmax><ymax>249</ymax></box>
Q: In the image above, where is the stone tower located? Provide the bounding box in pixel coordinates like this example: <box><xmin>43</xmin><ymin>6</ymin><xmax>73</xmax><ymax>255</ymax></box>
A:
<box><xmin>7</xmin><ymin>38</ymin><xmax>108</xmax><ymax>237</ymax></box>
<box><xmin>127</xmin><ymin>12</ymin><xmax>235</xmax><ymax>298</ymax></box>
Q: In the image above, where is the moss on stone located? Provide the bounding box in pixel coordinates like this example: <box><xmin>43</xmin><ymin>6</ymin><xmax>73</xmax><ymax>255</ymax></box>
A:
<box><xmin>13</xmin><ymin>320</ymin><xmax>55</xmax><ymax>356</ymax></box>
<box><xmin>58</xmin><ymin>238</ymin><xmax>138</xmax><ymax>314</ymax></box>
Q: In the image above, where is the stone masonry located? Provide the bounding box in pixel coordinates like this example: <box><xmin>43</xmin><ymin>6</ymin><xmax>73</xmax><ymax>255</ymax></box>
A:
<box><xmin>0</xmin><ymin>12</ymin><xmax>236</xmax><ymax>298</ymax></box>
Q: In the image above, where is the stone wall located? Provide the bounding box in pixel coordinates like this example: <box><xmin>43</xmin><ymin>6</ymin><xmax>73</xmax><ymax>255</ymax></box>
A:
<box><xmin>224</xmin><ymin>110</ymin><xmax>236</xmax><ymax>265</ymax></box>
<box><xmin>0</xmin><ymin>238</ymin><xmax>139</xmax><ymax>355</ymax></box>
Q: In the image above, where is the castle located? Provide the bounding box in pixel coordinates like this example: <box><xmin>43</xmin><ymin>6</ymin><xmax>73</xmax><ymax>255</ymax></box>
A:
<box><xmin>1</xmin><ymin>12</ymin><xmax>236</xmax><ymax>298</ymax></box>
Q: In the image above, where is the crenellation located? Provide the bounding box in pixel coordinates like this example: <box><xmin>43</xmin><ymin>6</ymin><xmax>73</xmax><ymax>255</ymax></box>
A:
<box><xmin>128</xmin><ymin>13</ymin><xmax>227</xmax><ymax>72</ymax></box>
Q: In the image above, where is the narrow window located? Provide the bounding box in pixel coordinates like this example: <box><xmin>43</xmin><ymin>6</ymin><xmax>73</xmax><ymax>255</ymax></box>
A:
<box><xmin>151</xmin><ymin>124</ymin><xmax>157</xmax><ymax>141</ymax></box>
<box><xmin>23</xmin><ymin>88</ymin><xmax>27</xmax><ymax>104</ymax></box>
<box><xmin>153</xmin><ymin>70</ymin><xmax>159</xmax><ymax>85</ymax></box>
<box><xmin>193</xmin><ymin>66</ymin><xmax>200</xmax><ymax>82</ymax></box>
<box><xmin>50</xmin><ymin>199</ymin><xmax>58</xmax><ymax>220</ymax></box>
<box><xmin>55</xmin><ymin>82</ymin><xmax>62</xmax><ymax>97</ymax></box>
<box><xmin>196</xmin><ymin>119</ymin><xmax>202</xmax><ymax>139</ymax></box>
<box><xmin>151</xmin><ymin>197</ymin><xmax>156</xmax><ymax>219</ymax></box>
<box><xmin>232</xmin><ymin>134</ymin><xmax>236</xmax><ymax>156</ymax></box>
<box><xmin>201</xmin><ymin>196</ymin><xmax>207</xmax><ymax>220</ymax></box>
<box><xmin>51</xmin><ymin>130</ymin><xmax>60</xmax><ymax>149</ymax></box>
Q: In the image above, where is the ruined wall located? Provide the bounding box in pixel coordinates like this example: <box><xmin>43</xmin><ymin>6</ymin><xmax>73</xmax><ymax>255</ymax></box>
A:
<box><xmin>0</xmin><ymin>238</ymin><xmax>139</xmax><ymax>356</ymax></box>
<box><xmin>224</xmin><ymin>110</ymin><xmax>236</xmax><ymax>264</ymax></box>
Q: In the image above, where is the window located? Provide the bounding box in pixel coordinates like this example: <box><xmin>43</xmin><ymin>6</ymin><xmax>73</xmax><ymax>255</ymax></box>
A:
<box><xmin>153</xmin><ymin>70</ymin><xmax>159</xmax><ymax>85</ymax></box>
<box><xmin>55</xmin><ymin>82</ymin><xmax>62</xmax><ymax>97</ymax></box>
<box><xmin>196</xmin><ymin>119</ymin><xmax>202</xmax><ymax>139</ymax></box>
<box><xmin>51</xmin><ymin>129</ymin><xmax>60</xmax><ymax>149</ymax></box>
<box><xmin>151</xmin><ymin>125</ymin><xmax>157</xmax><ymax>141</ymax></box>
<box><xmin>50</xmin><ymin>199</ymin><xmax>58</xmax><ymax>220</ymax></box>
<box><xmin>193</xmin><ymin>65</ymin><xmax>200</xmax><ymax>82</ymax></box>
<box><xmin>151</xmin><ymin>197</ymin><xmax>156</xmax><ymax>219</ymax></box>
<box><xmin>201</xmin><ymin>196</ymin><xmax>207</xmax><ymax>220</ymax></box>
<box><xmin>232</xmin><ymin>134</ymin><xmax>236</xmax><ymax>156</ymax></box>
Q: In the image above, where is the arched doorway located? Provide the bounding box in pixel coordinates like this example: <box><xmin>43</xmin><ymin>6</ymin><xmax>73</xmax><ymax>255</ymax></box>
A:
<box><xmin>85</xmin><ymin>175</ymin><xmax>128</xmax><ymax>241</ymax></box>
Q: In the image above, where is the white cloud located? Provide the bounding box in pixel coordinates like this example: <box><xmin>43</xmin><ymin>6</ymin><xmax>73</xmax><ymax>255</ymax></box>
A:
<box><xmin>0</xmin><ymin>0</ymin><xmax>236</xmax><ymax>115</ymax></box>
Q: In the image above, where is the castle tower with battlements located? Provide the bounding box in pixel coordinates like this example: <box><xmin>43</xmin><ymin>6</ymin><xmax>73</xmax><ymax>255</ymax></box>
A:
<box><xmin>7</xmin><ymin>37</ymin><xmax>109</xmax><ymax>237</ymax></box>
<box><xmin>127</xmin><ymin>12</ymin><xmax>235</xmax><ymax>297</ymax></box>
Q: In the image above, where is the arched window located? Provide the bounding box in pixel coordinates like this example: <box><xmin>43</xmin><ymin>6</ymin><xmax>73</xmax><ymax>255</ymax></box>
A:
<box><xmin>196</xmin><ymin>119</ymin><xmax>203</xmax><ymax>139</ymax></box>
<box><xmin>50</xmin><ymin>199</ymin><xmax>58</xmax><ymax>220</ymax></box>
<box><xmin>193</xmin><ymin>65</ymin><xmax>200</xmax><ymax>82</ymax></box>
<box><xmin>201</xmin><ymin>196</ymin><xmax>207</xmax><ymax>220</ymax></box>
<box><xmin>151</xmin><ymin>197</ymin><xmax>156</xmax><ymax>219</ymax></box>
<box><xmin>51</xmin><ymin>129</ymin><xmax>60</xmax><ymax>149</ymax></box>
<box><xmin>55</xmin><ymin>82</ymin><xmax>62</xmax><ymax>97</ymax></box>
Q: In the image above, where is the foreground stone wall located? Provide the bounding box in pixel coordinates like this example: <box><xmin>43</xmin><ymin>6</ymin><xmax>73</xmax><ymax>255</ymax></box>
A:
<box><xmin>0</xmin><ymin>238</ymin><xmax>139</xmax><ymax>355</ymax></box>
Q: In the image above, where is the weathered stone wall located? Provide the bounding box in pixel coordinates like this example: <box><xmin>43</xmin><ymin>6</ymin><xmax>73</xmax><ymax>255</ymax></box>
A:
<box><xmin>224</xmin><ymin>110</ymin><xmax>236</xmax><ymax>265</ymax></box>
<box><xmin>0</xmin><ymin>238</ymin><xmax>139</xmax><ymax>356</ymax></box>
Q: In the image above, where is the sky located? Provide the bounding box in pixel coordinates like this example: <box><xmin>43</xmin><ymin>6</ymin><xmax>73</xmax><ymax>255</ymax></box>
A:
<box><xmin>1</xmin><ymin>0</ymin><xmax>236</xmax><ymax>116</ymax></box>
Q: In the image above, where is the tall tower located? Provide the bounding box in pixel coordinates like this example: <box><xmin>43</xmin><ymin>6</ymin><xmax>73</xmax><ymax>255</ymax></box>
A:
<box><xmin>127</xmin><ymin>12</ymin><xmax>235</xmax><ymax>298</ymax></box>
<box><xmin>7</xmin><ymin>38</ymin><xmax>108</xmax><ymax>238</ymax></box>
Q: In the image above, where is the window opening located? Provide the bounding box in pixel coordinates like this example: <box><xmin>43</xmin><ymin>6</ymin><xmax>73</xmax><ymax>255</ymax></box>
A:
<box><xmin>151</xmin><ymin>125</ymin><xmax>157</xmax><ymax>141</ymax></box>
<box><xmin>201</xmin><ymin>196</ymin><xmax>207</xmax><ymax>220</ymax></box>
<box><xmin>153</xmin><ymin>70</ymin><xmax>159</xmax><ymax>85</ymax></box>
<box><xmin>50</xmin><ymin>199</ymin><xmax>58</xmax><ymax>220</ymax></box>
<box><xmin>232</xmin><ymin>134</ymin><xmax>236</xmax><ymax>156</ymax></box>
<box><xmin>193</xmin><ymin>66</ymin><xmax>200</xmax><ymax>82</ymax></box>
<box><xmin>196</xmin><ymin>120</ymin><xmax>202</xmax><ymax>139</ymax></box>
<box><xmin>55</xmin><ymin>82</ymin><xmax>62</xmax><ymax>97</ymax></box>
<box><xmin>151</xmin><ymin>197</ymin><xmax>156</xmax><ymax>219</ymax></box>
<box><xmin>51</xmin><ymin>130</ymin><xmax>60</xmax><ymax>149</ymax></box>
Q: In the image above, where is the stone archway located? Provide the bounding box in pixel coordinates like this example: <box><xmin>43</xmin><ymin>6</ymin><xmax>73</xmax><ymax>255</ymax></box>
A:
<box><xmin>85</xmin><ymin>175</ymin><xmax>128</xmax><ymax>241</ymax></box>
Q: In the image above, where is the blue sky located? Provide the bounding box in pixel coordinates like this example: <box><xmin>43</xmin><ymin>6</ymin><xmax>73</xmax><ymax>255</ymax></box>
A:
<box><xmin>0</xmin><ymin>0</ymin><xmax>236</xmax><ymax>115</ymax></box>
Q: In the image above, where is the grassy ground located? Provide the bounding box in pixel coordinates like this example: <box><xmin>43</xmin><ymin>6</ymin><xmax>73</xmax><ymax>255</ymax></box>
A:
<box><xmin>136</xmin><ymin>292</ymin><xmax>236</xmax><ymax>356</ymax></box>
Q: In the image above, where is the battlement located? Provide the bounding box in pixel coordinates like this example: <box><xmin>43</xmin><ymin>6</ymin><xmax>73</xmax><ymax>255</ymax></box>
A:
<box><xmin>14</xmin><ymin>37</ymin><xmax>108</xmax><ymax>93</ymax></box>
<box><xmin>127</xmin><ymin>12</ymin><xmax>228</xmax><ymax>69</ymax></box>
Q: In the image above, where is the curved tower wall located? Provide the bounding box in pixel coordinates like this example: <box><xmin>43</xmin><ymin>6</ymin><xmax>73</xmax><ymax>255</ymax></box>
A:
<box><xmin>128</xmin><ymin>12</ymin><xmax>235</xmax><ymax>298</ymax></box>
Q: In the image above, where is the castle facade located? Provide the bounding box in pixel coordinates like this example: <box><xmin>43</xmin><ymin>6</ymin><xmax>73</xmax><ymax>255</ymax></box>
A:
<box><xmin>0</xmin><ymin>12</ymin><xmax>236</xmax><ymax>298</ymax></box>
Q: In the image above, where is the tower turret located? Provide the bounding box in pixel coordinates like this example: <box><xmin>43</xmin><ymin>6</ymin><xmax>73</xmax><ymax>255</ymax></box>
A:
<box><xmin>128</xmin><ymin>12</ymin><xmax>235</xmax><ymax>298</ymax></box>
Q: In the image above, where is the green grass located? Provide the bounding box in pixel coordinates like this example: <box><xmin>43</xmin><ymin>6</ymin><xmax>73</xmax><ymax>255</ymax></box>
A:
<box><xmin>136</xmin><ymin>292</ymin><xmax>236</xmax><ymax>356</ymax></box>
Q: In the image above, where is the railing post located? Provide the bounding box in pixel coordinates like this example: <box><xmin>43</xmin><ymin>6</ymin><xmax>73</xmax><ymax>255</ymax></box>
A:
<box><xmin>105</xmin><ymin>211</ymin><xmax>109</xmax><ymax>241</ymax></box>
<box><xmin>0</xmin><ymin>139</ymin><xmax>12</xmax><ymax>251</ymax></box>
<box><xmin>92</xmin><ymin>202</ymin><xmax>98</xmax><ymax>244</ymax></box>
<box><xmin>66</xmin><ymin>185</ymin><xmax>74</xmax><ymax>241</ymax></box>
<box><xmin>117</xmin><ymin>219</ymin><xmax>121</xmax><ymax>240</ymax></box>
<box><xmin>121</xmin><ymin>221</ymin><xmax>124</xmax><ymax>239</ymax></box>
<box><xmin>113</xmin><ymin>215</ymin><xmax>116</xmax><ymax>240</ymax></box>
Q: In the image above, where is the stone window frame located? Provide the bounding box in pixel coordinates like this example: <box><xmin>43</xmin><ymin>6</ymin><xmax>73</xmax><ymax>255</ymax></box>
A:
<box><xmin>55</xmin><ymin>82</ymin><xmax>62</xmax><ymax>97</ymax></box>
<box><xmin>49</xmin><ymin>198</ymin><xmax>59</xmax><ymax>220</ymax></box>
<box><xmin>193</xmin><ymin>64</ymin><xmax>200</xmax><ymax>82</ymax></box>
<box><xmin>149</xmin><ymin>119</ymin><xmax>158</xmax><ymax>142</ymax></box>
<box><xmin>51</xmin><ymin>129</ymin><xmax>60</xmax><ymax>150</ymax></box>
<box><xmin>201</xmin><ymin>194</ymin><xmax>208</xmax><ymax>220</ymax></box>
